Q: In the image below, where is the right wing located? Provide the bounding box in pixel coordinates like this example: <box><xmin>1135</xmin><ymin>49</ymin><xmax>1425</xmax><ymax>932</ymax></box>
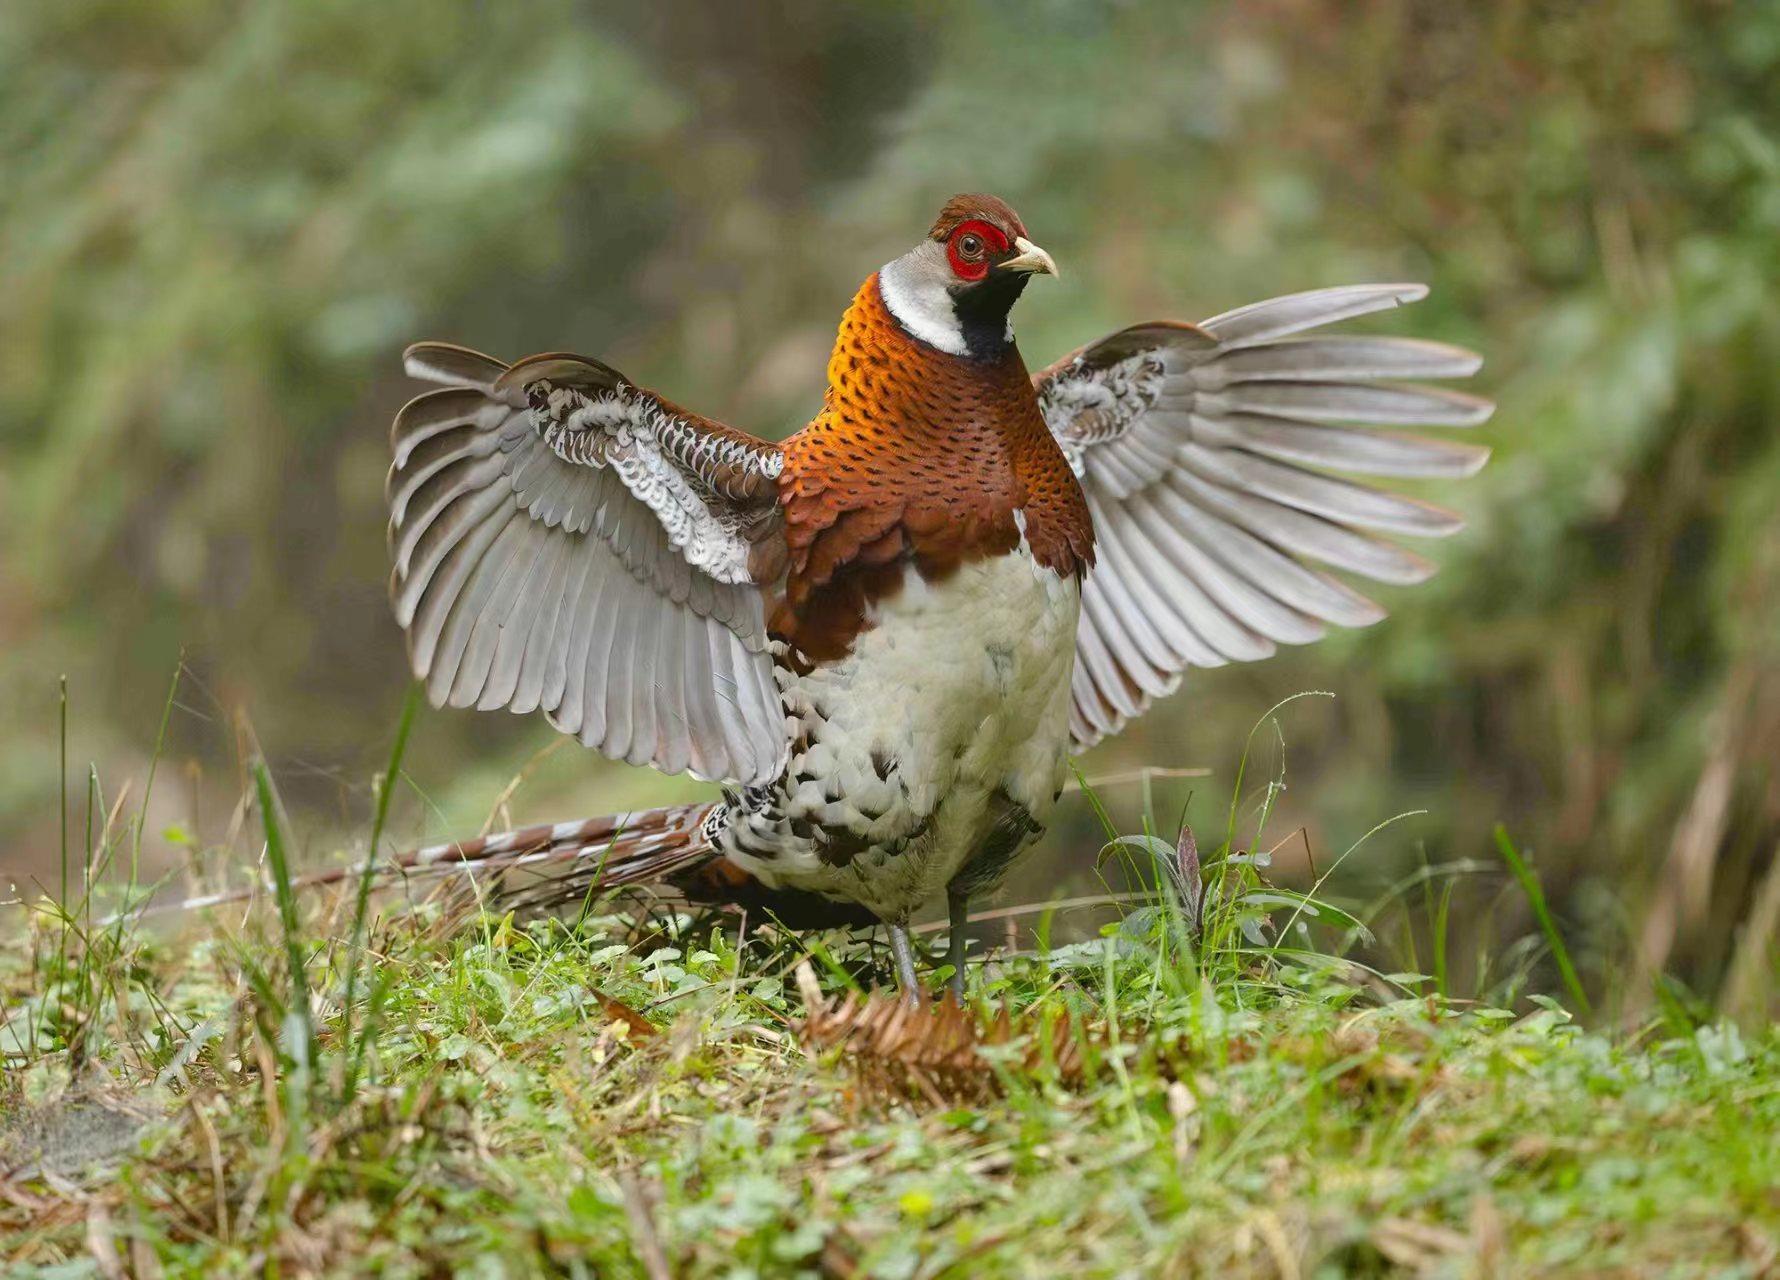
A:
<box><xmin>1034</xmin><ymin>285</ymin><xmax>1492</xmax><ymax>749</ymax></box>
<box><xmin>387</xmin><ymin>343</ymin><xmax>790</xmax><ymax>784</ymax></box>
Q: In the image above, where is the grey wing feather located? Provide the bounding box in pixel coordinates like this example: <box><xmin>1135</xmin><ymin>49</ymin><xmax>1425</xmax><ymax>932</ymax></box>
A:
<box><xmin>387</xmin><ymin>342</ymin><xmax>789</xmax><ymax>784</ymax></box>
<box><xmin>1036</xmin><ymin>284</ymin><xmax>1492</xmax><ymax>750</ymax></box>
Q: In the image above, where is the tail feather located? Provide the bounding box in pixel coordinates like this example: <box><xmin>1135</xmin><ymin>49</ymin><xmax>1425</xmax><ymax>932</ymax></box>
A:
<box><xmin>434</xmin><ymin>804</ymin><xmax>722</xmax><ymax>915</ymax></box>
<box><xmin>114</xmin><ymin>803</ymin><xmax>718</xmax><ymax>922</ymax></box>
<box><xmin>115</xmin><ymin>801</ymin><xmax>878</xmax><ymax>931</ymax></box>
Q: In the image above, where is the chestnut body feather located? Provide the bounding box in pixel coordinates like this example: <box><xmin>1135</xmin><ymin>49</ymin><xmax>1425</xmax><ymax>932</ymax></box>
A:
<box><xmin>774</xmin><ymin>274</ymin><xmax>1092</xmax><ymax>663</ymax></box>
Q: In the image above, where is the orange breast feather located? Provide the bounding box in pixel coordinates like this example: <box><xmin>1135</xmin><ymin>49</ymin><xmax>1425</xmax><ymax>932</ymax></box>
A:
<box><xmin>773</xmin><ymin>276</ymin><xmax>1093</xmax><ymax>662</ymax></box>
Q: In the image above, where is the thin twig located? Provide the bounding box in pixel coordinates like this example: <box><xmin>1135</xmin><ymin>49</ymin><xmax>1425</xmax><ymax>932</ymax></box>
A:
<box><xmin>1064</xmin><ymin>765</ymin><xmax>1209</xmax><ymax>793</ymax></box>
<box><xmin>909</xmin><ymin>892</ymin><xmax>1142</xmax><ymax>935</ymax></box>
<box><xmin>618</xmin><ymin>1171</ymin><xmax>673</xmax><ymax>1280</ymax></box>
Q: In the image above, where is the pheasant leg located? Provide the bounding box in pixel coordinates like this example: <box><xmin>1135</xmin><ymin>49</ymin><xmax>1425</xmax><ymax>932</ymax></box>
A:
<box><xmin>945</xmin><ymin>891</ymin><xmax>970</xmax><ymax>1000</ymax></box>
<box><xmin>887</xmin><ymin>922</ymin><xmax>921</xmax><ymax>1003</ymax></box>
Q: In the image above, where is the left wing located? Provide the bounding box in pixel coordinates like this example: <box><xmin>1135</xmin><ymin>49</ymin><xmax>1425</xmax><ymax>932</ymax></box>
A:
<box><xmin>386</xmin><ymin>344</ymin><xmax>791</xmax><ymax>784</ymax></box>
<box><xmin>1033</xmin><ymin>284</ymin><xmax>1493</xmax><ymax>750</ymax></box>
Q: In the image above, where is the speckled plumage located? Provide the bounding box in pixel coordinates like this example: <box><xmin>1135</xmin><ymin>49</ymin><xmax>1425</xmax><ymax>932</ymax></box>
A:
<box><xmin>695</xmin><ymin>263</ymin><xmax>1094</xmax><ymax>922</ymax></box>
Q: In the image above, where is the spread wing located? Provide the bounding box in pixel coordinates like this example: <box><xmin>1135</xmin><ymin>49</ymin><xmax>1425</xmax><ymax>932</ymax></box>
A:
<box><xmin>387</xmin><ymin>343</ymin><xmax>790</xmax><ymax>784</ymax></box>
<box><xmin>1034</xmin><ymin>284</ymin><xmax>1493</xmax><ymax>750</ymax></box>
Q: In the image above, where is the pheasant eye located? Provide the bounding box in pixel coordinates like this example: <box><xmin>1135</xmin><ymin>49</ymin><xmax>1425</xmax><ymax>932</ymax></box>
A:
<box><xmin>944</xmin><ymin>219</ymin><xmax>1004</xmax><ymax>280</ymax></box>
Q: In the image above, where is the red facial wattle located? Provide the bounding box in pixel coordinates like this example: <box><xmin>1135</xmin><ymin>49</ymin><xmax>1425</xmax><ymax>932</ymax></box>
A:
<box><xmin>945</xmin><ymin>220</ymin><xmax>1011</xmax><ymax>282</ymax></box>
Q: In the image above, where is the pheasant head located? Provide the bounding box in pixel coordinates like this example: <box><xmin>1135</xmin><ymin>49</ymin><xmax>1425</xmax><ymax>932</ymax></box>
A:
<box><xmin>877</xmin><ymin>193</ymin><xmax>1058</xmax><ymax>361</ymax></box>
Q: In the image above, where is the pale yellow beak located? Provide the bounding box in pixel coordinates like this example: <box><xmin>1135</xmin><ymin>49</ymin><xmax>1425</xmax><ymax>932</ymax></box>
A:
<box><xmin>1000</xmin><ymin>236</ymin><xmax>1059</xmax><ymax>277</ymax></box>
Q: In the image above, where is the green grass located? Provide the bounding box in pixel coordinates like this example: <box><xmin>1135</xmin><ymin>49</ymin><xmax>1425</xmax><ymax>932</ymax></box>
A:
<box><xmin>3</xmin><ymin>714</ymin><xmax>1779</xmax><ymax>1277</ymax></box>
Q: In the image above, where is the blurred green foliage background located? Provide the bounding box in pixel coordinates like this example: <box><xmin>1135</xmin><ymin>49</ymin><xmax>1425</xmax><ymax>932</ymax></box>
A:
<box><xmin>4</xmin><ymin>0</ymin><xmax>1778</xmax><ymax>1011</ymax></box>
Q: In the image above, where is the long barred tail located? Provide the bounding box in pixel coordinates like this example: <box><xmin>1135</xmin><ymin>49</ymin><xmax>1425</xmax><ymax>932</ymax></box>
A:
<box><xmin>119</xmin><ymin>800</ymin><xmax>877</xmax><ymax>930</ymax></box>
<box><xmin>120</xmin><ymin>803</ymin><xmax>721</xmax><ymax>922</ymax></box>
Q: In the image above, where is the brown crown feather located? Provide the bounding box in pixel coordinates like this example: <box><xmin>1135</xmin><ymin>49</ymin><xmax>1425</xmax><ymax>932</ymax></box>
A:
<box><xmin>928</xmin><ymin>193</ymin><xmax>1028</xmax><ymax>242</ymax></box>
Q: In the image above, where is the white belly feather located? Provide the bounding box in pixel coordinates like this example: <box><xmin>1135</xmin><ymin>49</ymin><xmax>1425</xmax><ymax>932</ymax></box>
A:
<box><xmin>730</xmin><ymin>540</ymin><xmax>1079</xmax><ymax>920</ymax></box>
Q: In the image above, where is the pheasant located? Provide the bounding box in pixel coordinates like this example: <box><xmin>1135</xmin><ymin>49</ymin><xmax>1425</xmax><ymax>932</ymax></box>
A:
<box><xmin>328</xmin><ymin>194</ymin><xmax>1491</xmax><ymax>996</ymax></box>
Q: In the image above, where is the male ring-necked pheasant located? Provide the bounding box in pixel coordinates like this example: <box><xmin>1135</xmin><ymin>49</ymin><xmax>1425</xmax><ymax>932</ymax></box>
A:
<box><xmin>371</xmin><ymin>193</ymin><xmax>1492</xmax><ymax>996</ymax></box>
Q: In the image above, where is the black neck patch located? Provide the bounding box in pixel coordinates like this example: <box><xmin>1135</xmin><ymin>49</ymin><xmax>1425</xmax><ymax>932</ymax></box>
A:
<box><xmin>948</xmin><ymin>273</ymin><xmax>1029</xmax><ymax>361</ymax></box>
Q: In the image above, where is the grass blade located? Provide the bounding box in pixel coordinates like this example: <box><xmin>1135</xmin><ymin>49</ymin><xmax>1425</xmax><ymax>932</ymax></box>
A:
<box><xmin>342</xmin><ymin>683</ymin><xmax>422</xmax><ymax>1098</ymax></box>
<box><xmin>130</xmin><ymin>659</ymin><xmax>184</xmax><ymax>902</ymax></box>
<box><xmin>1494</xmin><ymin>823</ymin><xmax>1591</xmax><ymax>1017</ymax></box>
<box><xmin>254</xmin><ymin>760</ymin><xmax>316</xmax><ymax>1067</ymax></box>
